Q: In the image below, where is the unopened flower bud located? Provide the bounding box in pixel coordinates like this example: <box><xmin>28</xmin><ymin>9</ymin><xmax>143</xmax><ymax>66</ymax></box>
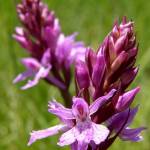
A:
<box><xmin>92</xmin><ymin>55</ymin><xmax>105</xmax><ymax>88</ymax></box>
<box><xmin>75</xmin><ymin>61</ymin><xmax>90</xmax><ymax>89</ymax></box>
<box><xmin>116</xmin><ymin>87</ymin><xmax>140</xmax><ymax>111</ymax></box>
<box><xmin>121</xmin><ymin>67</ymin><xmax>138</xmax><ymax>89</ymax></box>
<box><xmin>111</xmin><ymin>51</ymin><xmax>128</xmax><ymax>73</ymax></box>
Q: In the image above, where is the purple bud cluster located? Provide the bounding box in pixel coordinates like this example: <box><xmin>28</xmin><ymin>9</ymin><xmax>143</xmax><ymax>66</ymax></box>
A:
<box><xmin>13</xmin><ymin>1</ymin><xmax>145</xmax><ymax>150</ymax></box>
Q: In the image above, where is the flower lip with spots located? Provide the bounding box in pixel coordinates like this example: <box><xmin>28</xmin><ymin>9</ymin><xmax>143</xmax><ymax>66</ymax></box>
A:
<box><xmin>28</xmin><ymin>89</ymin><xmax>116</xmax><ymax>150</ymax></box>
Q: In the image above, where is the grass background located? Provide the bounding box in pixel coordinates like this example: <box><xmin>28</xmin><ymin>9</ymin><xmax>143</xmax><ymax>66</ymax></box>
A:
<box><xmin>0</xmin><ymin>0</ymin><xmax>150</xmax><ymax>149</ymax></box>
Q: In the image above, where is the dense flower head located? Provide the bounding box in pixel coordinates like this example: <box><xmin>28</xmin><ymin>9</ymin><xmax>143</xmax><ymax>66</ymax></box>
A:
<box><xmin>75</xmin><ymin>17</ymin><xmax>138</xmax><ymax>98</ymax></box>
<box><xmin>75</xmin><ymin>18</ymin><xmax>140</xmax><ymax>118</ymax></box>
<box><xmin>28</xmin><ymin>89</ymin><xmax>116</xmax><ymax>149</ymax></box>
<box><xmin>27</xmin><ymin>88</ymin><xmax>145</xmax><ymax>150</ymax></box>
<box><xmin>13</xmin><ymin>0</ymin><xmax>86</xmax><ymax>90</ymax></box>
<box><xmin>101</xmin><ymin>17</ymin><xmax>138</xmax><ymax>92</ymax></box>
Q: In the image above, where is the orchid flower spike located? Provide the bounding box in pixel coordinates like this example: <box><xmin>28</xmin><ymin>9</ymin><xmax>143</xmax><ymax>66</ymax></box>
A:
<box><xmin>13</xmin><ymin>0</ymin><xmax>86</xmax><ymax>90</ymax></box>
<box><xmin>28</xmin><ymin>89</ymin><xmax>116</xmax><ymax>150</ymax></box>
<box><xmin>13</xmin><ymin>49</ymin><xmax>51</xmax><ymax>90</ymax></box>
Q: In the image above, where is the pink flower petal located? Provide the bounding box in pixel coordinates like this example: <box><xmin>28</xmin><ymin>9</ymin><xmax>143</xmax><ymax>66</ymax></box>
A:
<box><xmin>28</xmin><ymin>124</ymin><xmax>67</xmax><ymax>146</ymax></box>
<box><xmin>58</xmin><ymin>127</ymin><xmax>76</xmax><ymax>146</ymax></box>
<box><xmin>92</xmin><ymin>123</ymin><xmax>109</xmax><ymax>145</ymax></box>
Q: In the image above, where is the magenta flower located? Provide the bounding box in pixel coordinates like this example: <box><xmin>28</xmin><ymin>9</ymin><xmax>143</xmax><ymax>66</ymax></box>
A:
<box><xmin>13</xmin><ymin>49</ymin><xmax>51</xmax><ymax>89</ymax></box>
<box><xmin>28</xmin><ymin>89</ymin><xmax>116</xmax><ymax>149</ymax></box>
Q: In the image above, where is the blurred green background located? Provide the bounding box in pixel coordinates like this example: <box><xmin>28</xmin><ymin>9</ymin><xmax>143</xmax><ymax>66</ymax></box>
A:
<box><xmin>0</xmin><ymin>0</ymin><xmax>150</xmax><ymax>149</ymax></box>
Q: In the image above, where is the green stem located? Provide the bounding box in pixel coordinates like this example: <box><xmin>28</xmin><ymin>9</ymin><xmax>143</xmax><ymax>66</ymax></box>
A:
<box><xmin>59</xmin><ymin>88</ymin><xmax>72</xmax><ymax>107</ymax></box>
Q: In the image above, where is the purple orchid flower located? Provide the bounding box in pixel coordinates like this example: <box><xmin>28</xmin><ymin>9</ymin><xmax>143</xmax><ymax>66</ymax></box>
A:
<box><xmin>55</xmin><ymin>33</ymin><xmax>86</xmax><ymax>69</ymax></box>
<box><xmin>27</xmin><ymin>89</ymin><xmax>116</xmax><ymax>149</ymax></box>
<box><xmin>107</xmin><ymin>106</ymin><xmax>145</xmax><ymax>142</ymax></box>
<box><xmin>13</xmin><ymin>0</ymin><xmax>86</xmax><ymax>91</ymax></box>
<box><xmin>13</xmin><ymin>49</ymin><xmax>51</xmax><ymax>90</ymax></box>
